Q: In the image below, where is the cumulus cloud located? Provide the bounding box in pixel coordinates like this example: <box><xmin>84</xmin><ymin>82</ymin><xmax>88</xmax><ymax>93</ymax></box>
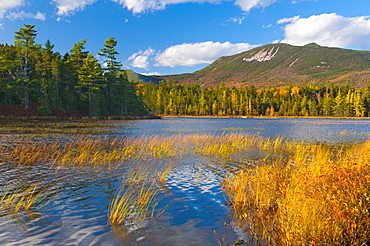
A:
<box><xmin>112</xmin><ymin>0</ymin><xmax>276</xmax><ymax>14</ymax></box>
<box><xmin>278</xmin><ymin>13</ymin><xmax>370</xmax><ymax>49</ymax></box>
<box><xmin>154</xmin><ymin>41</ymin><xmax>257</xmax><ymax>67</ymax></box>
<box><xmin>277</xmin><ymin>15</ymin><xmax>300</xmax><ymax>24</ymax></box>
<box><xmin>128</xmin><ymin>48</ymin><xmax>155</xmax><ymax>69</ymax></box>
<box><xmin>234</xmin><ymin>0</ymin><xmax>277</xmax><ymax>12</ymax></box>
<box><xmin>7</xmin><ymin>11</ymin><xmax>46</xmax><ymax>21</ymax></box>
<box><xmin>0</xmin><ymin>0</ymin><xmax>24</xmax><ymax>18</ymax></box>
<box><xmin>0</xmin><ymin>0</ymin><xmax>24</xmax><ymax>10</ymax></box>
<box><xmin>111</xmin><ymin>0</ymin><xmax>218</xmax><ymax>14</ymax></box>
<box><xmin>141</xmin><ymin>71</ymin><xmax>161</xmax><ymax>76</ymax></box>
<box><xmin>52</xmin><ymin>0</ymin><xmax>97</xmax><ymax>16</ymax></box>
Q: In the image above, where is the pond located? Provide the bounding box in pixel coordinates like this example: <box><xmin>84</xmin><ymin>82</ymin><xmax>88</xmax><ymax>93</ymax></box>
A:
<box><xmin>0</xmin><ymin>117</ymin><xmax>369</xmax><ymax>246</ymax></box>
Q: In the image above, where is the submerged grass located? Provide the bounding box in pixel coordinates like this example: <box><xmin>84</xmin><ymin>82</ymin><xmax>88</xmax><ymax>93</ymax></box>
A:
<box><xmin>223</xmin><ymin>141</ymin><xmax>370</xmax><ymax>245</ymax></box>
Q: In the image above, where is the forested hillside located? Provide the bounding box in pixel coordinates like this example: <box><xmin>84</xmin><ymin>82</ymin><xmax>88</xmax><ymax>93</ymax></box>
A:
<box><xmin>139</xmin><ymin>82</ymin><xmax>370</xmax><ymax>117</ymax></box>
<box><xmin>0</xmin><ymin>24</ymin><xmax>145</xmax><ymax>117</ymax></box>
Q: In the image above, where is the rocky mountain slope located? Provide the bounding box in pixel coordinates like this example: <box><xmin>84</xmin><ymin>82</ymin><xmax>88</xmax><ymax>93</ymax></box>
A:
<box><xmin>155</xmin><ymin>43</ymin><xmax>370</xmax><ymax>88</ymax></box>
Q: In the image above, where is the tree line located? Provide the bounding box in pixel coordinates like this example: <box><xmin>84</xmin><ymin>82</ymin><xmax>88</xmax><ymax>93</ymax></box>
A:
<box><xmin>0</xmin><ymin>24</ymin><xmax>145</xmax><ymax>117</ymax></box>
<box><xmin>2</xmin><ymin>24</ymin><xmax>370</xmax><ymax>118</ymax></box>
<box><xmin>139</xmin><ymin>82</ymin><xmax>370</xmax><ymax>117</ymax></box>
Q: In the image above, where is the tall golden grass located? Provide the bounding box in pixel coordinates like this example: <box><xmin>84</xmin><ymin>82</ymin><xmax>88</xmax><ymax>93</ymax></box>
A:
<box><xmin>223</xmin><ymin>141</ymin><xmax>370</xmax><ymax>245</ymax></box>
<box><xmin>0</xmin><ymin>133</ymin><xmax>271</xmax><ymax>169</ymax></box>
<box><xmin>0</xmin><ymin>181</ymin><xmax>59</xmax><ymax>216</ymax></box>
<box><xmin>109</xmin><ymin>161</ymin><xmax>173</xmax><ymax>225</ymax></box>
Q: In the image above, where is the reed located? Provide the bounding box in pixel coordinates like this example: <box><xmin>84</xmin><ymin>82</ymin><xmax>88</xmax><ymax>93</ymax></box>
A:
<box><xmin>1</xmin><ymin>133</ymin><xmax>271</xmax><ymax>169</ymax></box>
<box><xmin>108</xmin><ymin>161</ymin><xmax>173</xmax><ymax>225</ymax></box>
<box><xmin>223</xmin><ymin>140</ymin><xmax>370</xmax><ymax>245</ymax></box>
<box><xmin>0</xmin><ymin>181</ymin><xmax>57</xmax><ymax>216</ymax></box>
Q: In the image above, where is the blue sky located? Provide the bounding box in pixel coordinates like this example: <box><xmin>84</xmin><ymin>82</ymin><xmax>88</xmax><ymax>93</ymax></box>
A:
<box><xmin>1</xmin><ymin>0</ymin><xmax>370</xmax><ymax>75</ymax></box>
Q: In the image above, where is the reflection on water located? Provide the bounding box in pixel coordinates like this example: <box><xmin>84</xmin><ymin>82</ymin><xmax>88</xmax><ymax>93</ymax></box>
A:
<box><xmin>0</xmin><ymin>117</ymin><xmax>369</xmax><ymax>245</ymax></box>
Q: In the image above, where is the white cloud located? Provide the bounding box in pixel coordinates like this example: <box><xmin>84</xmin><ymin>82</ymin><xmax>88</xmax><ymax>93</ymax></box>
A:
<box><xmin>234</xmin><ymin>0</ymin><xmax>277</xmax><ymax>12</ymax></box>
<box><xmin>278</xmin><ymin>13</ymin><xmax>370</xmax><ymax>49</ymax></box>
<box><xmin>7</xmin><ymin>11</ymin><xmax>46</xmax><ymax>21</ymax></box>
<box><xmin>0</xmin><ymin>0</ymin><xmax>24</xmax><ymax>18</ymax></box>
<box><xmin>128</xmin><ymin>48</ymin><xmax>155</xmax><ymax>69</ymax></box>
<box><xmin>112</xmin><ymin>0</ymin><xmax>276</xmax><ymax>14</ymax></box>
<box><xmin>141</xmin><ymin>71</ymin><xmax>160</xmax><ymax>76</ymax></box>
<box><xmin>227</xmin><ymin>16</ymin><xmax>245</xmax><ymax>24</ymax></box>
<box><xmin>277</xmin><ymin>15</ymin><xmax>300</xmax><ymax>24</ymax></box>
<box><xmin>155</xmin><ymin>41</ymin><xmax>257</xmax><ymax>67</ymax></box>
<box><xmin>291</xmin><ymin>0</ymin><xmax>316</xmax><ymax>3</ymax></box>
<box><xmin>0</xmin><ymin>0</ymin><xmax>24</xmax><ymax>10</ymax></box>
<box><xmin>52</xmin><ymin>0</ymin><xmax>97</xmax><ymax>16</ymax></box>
<box><xmin>111</xmin><ymin>0</ymin><xmax>219</xmax><ymax>14</ymax></box>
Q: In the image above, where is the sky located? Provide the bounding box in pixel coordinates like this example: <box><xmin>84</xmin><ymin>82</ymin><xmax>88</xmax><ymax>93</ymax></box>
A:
<box><xmin>1</xmin><ymin>0</ymin><xmax>370</xmax><ymax>76</ymax></box>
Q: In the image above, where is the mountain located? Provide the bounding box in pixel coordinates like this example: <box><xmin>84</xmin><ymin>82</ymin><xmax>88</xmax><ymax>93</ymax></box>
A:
<box><xmin>157</xmin><ymin>43</ymin><xmax>370</xmax><ymax>88</ymax></box>
<box><xmin>124</xmin><ymin>69</ymin><xmax>161</xmax><ymax>84</ymax></box>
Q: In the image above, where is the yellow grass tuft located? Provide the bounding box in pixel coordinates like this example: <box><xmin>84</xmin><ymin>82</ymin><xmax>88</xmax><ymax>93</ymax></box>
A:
<box><xmin>0</xmin><ymin>181</ymin><xmax>58</xmax><ymax>216</ymax></box>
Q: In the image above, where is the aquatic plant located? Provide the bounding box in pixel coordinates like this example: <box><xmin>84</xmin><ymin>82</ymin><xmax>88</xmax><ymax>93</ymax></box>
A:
<box><xmin>223</xmin><ymin>141</ymin><xmax>370</xmax><ymax>245</ymax></box>
<box><xmin>0</xmin><ymin>181</ymin><xmax>59</xmax><ymax>216</ymax></box>
<box><xmin>108</xmin><ymin>162</ymin><xmax>173</xmax><ymax>225</ymax></box>
<box><xmin>109</xmin><ymin>179</ymin><xmax>160</xmax><ymax>225</ymax></box>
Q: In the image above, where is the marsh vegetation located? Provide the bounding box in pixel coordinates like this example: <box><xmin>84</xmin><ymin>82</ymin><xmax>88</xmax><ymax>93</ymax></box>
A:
<box><xmin>0</xmin><ymin>118</ymin><xmax>369</xmax><ymax>245</ymax></box>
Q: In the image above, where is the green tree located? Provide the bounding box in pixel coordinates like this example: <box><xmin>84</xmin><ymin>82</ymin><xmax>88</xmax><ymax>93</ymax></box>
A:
<box><xmin>77</xmin><ymin>53</ymin><xmax>106</xmax><ymax>116</ymax></box>
<box><xmin>354</xmin><ymin>91</ymin><xmax>366</xmax><ymax>117</ymax></box>
<box><xmin>98</xmin><ymin>37</ymin><xmax>122</xmax><ymax>114</ymax></box>
<box><xmin>14</xmin><ymin>24</ymin><xmax>39</xmax><ymax>108</ymax></box>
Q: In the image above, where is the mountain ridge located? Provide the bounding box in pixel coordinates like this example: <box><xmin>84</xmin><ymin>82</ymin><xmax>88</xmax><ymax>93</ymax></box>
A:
<box><xmin>147</xmin><ymin>43</ymin><xmax>370</xmax><ymax>88</ymax></box>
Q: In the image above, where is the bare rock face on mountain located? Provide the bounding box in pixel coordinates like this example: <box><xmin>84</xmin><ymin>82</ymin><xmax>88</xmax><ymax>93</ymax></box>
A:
<box><xmin>155</xmin><ymin>43</ymin><xmax>370</xmax><ymax>88</ymax></box>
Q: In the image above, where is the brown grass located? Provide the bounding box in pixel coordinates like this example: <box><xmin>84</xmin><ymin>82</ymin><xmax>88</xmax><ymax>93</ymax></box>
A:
<box><xmin>223</xmin><ymin>141</ymin><xmax>370</xmax><ymax>245</ymax></box>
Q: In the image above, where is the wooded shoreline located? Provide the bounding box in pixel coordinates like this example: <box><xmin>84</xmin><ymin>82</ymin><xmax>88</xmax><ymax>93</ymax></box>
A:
<box><xmin>158</xmin><ymin>114</ymin><xmax>370</xmax><ymax>119</ymax></box>
<box><xmin>0</xmin><ymin>115</ymin><xmax>161</xmax><ymax>121</ymax></box>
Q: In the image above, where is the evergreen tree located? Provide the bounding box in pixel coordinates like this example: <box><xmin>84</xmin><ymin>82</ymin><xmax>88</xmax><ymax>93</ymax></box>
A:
<box><xmin>14</xmin><ymin>24</ymin><xmax>39</xmax><ymax>108</ymax></box>
<box><xmin>98</xmin><ymin>37</ymin><xmax>122</xmax><ymax>114</ymax></box>
<box><xmin>77</xmin><ymin>53</ymin><xmax>106</xmax><ymax>116</ymax></box>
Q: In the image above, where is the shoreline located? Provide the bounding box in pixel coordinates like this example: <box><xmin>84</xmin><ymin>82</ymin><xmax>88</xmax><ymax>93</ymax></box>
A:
<box><xmin>158</xmin><ymin>115</ymin><xmax>370</xmax><ymax>120</ymax></box>
<box><xmin>0</xmin><ymin>115</ymin><xmax>162</xmax><ymax>121</ymax></box>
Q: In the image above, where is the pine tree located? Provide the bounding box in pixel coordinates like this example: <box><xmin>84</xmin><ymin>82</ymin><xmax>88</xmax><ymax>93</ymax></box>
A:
<box><xmin>14</xmin><ymin>24</ymin><xmax>39</xmax><ymax>108</ymax></box>
<box><xmin>77</xmin><ymin>53</ymin><xmax>106</xmax><ymax>116</ymax></box>
<box><xmin>98</xmin><ymin>37</ymin><xmax>122</xmax><ymax>114</ymax></box>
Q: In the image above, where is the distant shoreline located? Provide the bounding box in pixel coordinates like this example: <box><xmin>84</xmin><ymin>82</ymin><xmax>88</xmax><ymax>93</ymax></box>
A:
<box><xmin>0</xmin><ymin>115</ymin><xmax>162</xmax><ymax>121</ymax></box>
<box><xmin>158</xmin><ymin>115</ymin><xmax>370</xmax><ymax>120</ymax></box>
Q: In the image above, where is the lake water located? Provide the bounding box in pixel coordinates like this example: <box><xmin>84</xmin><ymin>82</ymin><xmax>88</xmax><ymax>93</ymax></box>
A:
<box><xmin>0</xmin><ymin>117</ymin><xmax>369</xmax><ymax>246</ymax></box>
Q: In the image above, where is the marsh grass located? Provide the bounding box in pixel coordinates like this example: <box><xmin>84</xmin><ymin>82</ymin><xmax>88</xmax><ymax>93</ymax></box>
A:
<box><xmin>1</xmin><ymin>133</ymin><xmax>278</xmax><ymax>169</ymax></box>
<box><xmin>0</xmin><ymin>180</ymin><xmax>60</xmax><ymax>217</ymax></box>
<box><xmin>109</xmin><ymin>179</ymin><xmax>161</xmax><ymax>225</ymax></box>
<box><xmin>223</xmin><ymin>141</ymin><xmax>370</xmax><ymax>245</ymax></box>
<box><xmin>109</xmin><ymin>161</ymin><xmax>174</xmax><ymax>226</ymax></box>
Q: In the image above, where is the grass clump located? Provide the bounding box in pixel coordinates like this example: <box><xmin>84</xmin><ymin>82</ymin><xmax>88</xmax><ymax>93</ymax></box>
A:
<box><xmin>109</xmin><ymin>161</ymin><xmax>174</xmax><ymax>226</ymax></box>
<box><xmin>109</xmin><ymin>179</ymin><xmax>161</xmax><ymax>225</ymax></box>
<box><xmin>223</xmin><ymin>141</ymin><xmax>370</xmax><ymax>245</ymax></box>
<box><xmin>0</xmin><ymin>181</ymin><xmax>58</xmax><ymax>216</ymax></box>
